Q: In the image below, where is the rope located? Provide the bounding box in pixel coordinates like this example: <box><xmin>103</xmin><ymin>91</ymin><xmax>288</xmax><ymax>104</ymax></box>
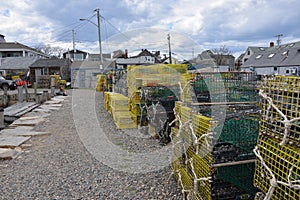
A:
<box><xmin>254</xmin><ymin>146</ymin><xmax>300</xmax><ymax>200</ymax></box>
<box><xmin>177</xmin><ymin>170</ymin><xmax>191</xmax><ymax>198</ymax></box>
<box><xmin>178</xmin><ymin>80</ymin><xmax>193</xmax><ymax>103</ymax></box>
<box><xmin>189</xmin><ymin>158</ymin><xmax>211</xmax><ymax>192</ymax></box>
<box><xmin>253</xmin><ymin>146</ymin><xmax>277</xmax><ymax>200</ymax></box>
<box><xmin>259</xmin><ymin>89</ymin><xmax>300</xmax><ymax>146</ymax></box>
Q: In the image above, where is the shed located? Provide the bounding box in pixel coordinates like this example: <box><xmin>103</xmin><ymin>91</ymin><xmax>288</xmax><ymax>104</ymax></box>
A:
<box><xmin>0</xmin><ymin>57</ymin><xmax>38</xmax><ymax>78</ymax></box>
<box><xmin>29</xmin><ymin>58</ymin><xmax>71</xmax><ymax>88</ymax></box>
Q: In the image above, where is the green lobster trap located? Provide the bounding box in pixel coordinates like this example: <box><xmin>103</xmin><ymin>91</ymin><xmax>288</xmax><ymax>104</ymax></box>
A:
<box><xmin>191</xmin><ymin>72</ymin><xmax>258</xmax><ymax>103</ymax></box>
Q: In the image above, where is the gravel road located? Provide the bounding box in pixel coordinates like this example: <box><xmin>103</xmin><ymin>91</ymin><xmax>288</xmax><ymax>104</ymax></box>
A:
<box><xmin>0</xmin><ymin>89</ymin><xmax>182</xmax><ymax>200</ymax></box>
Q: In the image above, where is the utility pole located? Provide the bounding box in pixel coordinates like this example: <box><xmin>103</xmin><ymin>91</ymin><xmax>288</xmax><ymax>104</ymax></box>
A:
<box><xmin>168</xmin><ymin>33</ymin><xmax>172</xmax><ymax>64</ymax></box>
<box><xmin>192</xmin><ymin>48</ymin><xmax>194</xmax><ymax>60</ymax></box>
<box><xmin>96</xmin><ymin>8</ymin><xmax>103</xmax><ymax>68</ymax></box>
<box><xmin>275</xmin><ymin>34</ymin><xmax>283</xmax><ymax>46</ymax></box>
<box><xmin>72</xmin><ymin>29</ymin><xmax>76</xmax><ymax>53</ymax></box>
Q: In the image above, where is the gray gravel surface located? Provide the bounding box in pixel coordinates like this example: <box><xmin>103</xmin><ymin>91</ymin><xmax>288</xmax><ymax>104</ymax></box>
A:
<box><xmin>0</xmin><ymin>90</ymin><xmax>182</xmax><ymax>199</ymax></box>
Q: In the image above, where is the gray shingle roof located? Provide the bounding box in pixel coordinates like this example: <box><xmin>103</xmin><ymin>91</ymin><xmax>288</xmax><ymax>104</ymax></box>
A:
<box><xmin>0</xmin><ymin>42</ymin><xmax>37</xmax><ymax>51</ymax></box>
<box><xmin>71</xmin><ymin>60</ymin><xmax>115</xmax><ymax>70</ymax></box>
<box><xmin>30</xmin><ymin>58</ymin><xmax>70</xmax><ymax>68</ymax></box>
<box><xmin>0</xmin><ymin>57</ymin><xmax>39</xmax><ymax>70</ymax></box>
<box><xmin>242</xmin><ymin>42</ymin><xmax>300</xmax><ymax>67</ymax></box>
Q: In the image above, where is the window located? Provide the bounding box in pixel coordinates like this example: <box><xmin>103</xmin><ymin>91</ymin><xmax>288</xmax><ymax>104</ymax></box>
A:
<box><xmin>247</xmin><ymin>51</ymin><xmax>250</xmax><ymax>55</ymax></box>
<box><xmin>282</xmin><ymin>51</ymin><xmax>288</xmax><ymax>56</ymax></box>
<box><xmin>286</xmin><ymin>69</ymin><xmax>290</xmax><ymax>74</ymax></box>
<box><xmin>289</xmin><ymin>43</ymin><xmax>295</xmax><ymax>47</ymax></box>
<box><xmin>74</xmin><ymin>54</ymin><xmax>84</xmax><ymax>60</ymax></box>
<box><xmin>41</xmin><ymin>68</ymin><xmax>49</xmax><ymax>75</ymax></box>
<box><xmin>268</xmin><ymin>53</ymin><xmax>275</xmax><ymax>58</ymax></box>
<box><xmin>274</xmin><ymin>67</ymin><xmax>278</xmax><ymax>71</ymax></box>
<box><xmin>256</xmin><ymin>55</ymin><xmax>262</xmax><ymax>59</ymax></box>
<box><xmin>259</xmin><ymin>47</ymin><xmax>265</xmax><ymax>51</ymax></box>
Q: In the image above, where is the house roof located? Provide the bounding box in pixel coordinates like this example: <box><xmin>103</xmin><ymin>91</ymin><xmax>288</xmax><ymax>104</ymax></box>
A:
<box><xmin>87</xmin><ymin>53</ymin><xmax>111</xmax><ymax>60</ymax></box>
<box><xmin>0</xmin><ymin>42</ymin><xmax>49</xmax><ymax>58</ymax></box>
<box><xmin>131</xmin><ymin>49</ymin><xmax>162</xmax><ymax>63</ymax></box>
<box><xmin>0</xmin><ymin>42</ymin><xmax>38</xmax><ymax>52</ymax></box>
<box><xmin>71</xmin><ymin>60</ymin><xmax>115</xmax><ymax>70</ymax></box>
<box><xmin>30</xmin><ymin>58</ymin><xmax>71</xmax><ymax>68</ymax></box>
<box><xmin>62</xmin><ymin>49</ymin><xmax>88</xmax><ymax>55</ymax></box>
<box><xmin>0</xmin><ymin>57</ymin><xmax>39</xmax><ymax>70</ymax></box>
<box><xmin>242</xmin><ymin>41</ymin><xmax>300</xmax><ymax>68</ymax></box>
<box><xmin>247</xmin><ymin>46</ymin><xmax>268</xmax><ymax>53</ymax></box>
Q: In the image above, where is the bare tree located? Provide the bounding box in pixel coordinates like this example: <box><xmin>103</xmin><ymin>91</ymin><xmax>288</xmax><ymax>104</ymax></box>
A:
<box><xmin>34</xmin><ymin>44</ymin><xmax>65</xmax><ymax>58</ymax></box>
<box><xmin>211</xmin><ymin>45</ymin><xmax>232</xmax><ymax>66</ymax></box>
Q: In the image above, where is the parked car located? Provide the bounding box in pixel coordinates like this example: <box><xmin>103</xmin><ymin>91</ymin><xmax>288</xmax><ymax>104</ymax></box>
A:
<box><xmin>0</xmin><ymin>76</ymin><xmax>17</xmax><ymax>90</ymax></box>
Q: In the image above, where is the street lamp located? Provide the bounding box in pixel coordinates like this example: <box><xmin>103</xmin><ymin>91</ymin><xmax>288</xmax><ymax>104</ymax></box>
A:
<box><xmin>80</xmin><ymin>8</ymin><xmax>103</xmax><ymax>68</ymax></box>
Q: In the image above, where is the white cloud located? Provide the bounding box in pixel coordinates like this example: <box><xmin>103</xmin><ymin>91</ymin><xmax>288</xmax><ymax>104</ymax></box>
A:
<box><xmin>1</xmin><ymin>0</ymin><xmax>300</xmax><ymax>57</ymax></box>
<box><xmin>0</xmin><ymin>1</ymin><xmax>56</xmax><ymax>44</ymax></box>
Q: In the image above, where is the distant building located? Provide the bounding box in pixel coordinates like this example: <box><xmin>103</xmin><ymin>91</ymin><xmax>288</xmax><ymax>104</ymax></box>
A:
<box><xmin>235</xmin><ymin>53</ymin><xmax>245</xmax><ymax>71</ymax></box>
<box><xmin>0</xmin><ymin>35</ymin><xmax>49</xmax><ymax>59</ymax></box>
<box><xmin>192</xmin><ymin>50</ymin><xmax>235</xmax><ymax>72</ymax></box>
<box><xmin>240</xmin><ymin>45</ymin><xmax>270</xmax><ymax>65</ymax></box>
<box><xmin>62</xmin><ymin>49</ymin><xmax>111</xmax><ymax>61</ymax></box>
<box><xmin>71</xmin><ymin>60</ymin><xmax>115</xmax><ymax>88</ymax></box>
<box><xmin>62</xmin><ymin>49</ymin><xmax>88</xmax><ymax>61</ymax></box>
<box><xmin>87</xmin><ymin>53</ymin><xmax>111</xmax><ymax>61</ymax></box>
<box><xmin>241</xmin><ymin>41</ymin><xmax>300</xmax><ymax>76</ymax></box>
<box><xmin>29</xmin><ymin>58</ymin><xmax>71</xmax><ymax>88</ymax></box>
<box><xmin>0</xmin><ymin>34</ymin><xmax>49</xmax><ymax>78</ymax></box>
<box><xmin>115</xmin><ymin>49</ymin><xmax>162</xmax><ymax>69</ymax></box>
<box><xmin>0</xmin><ymin>57</ymin><xmax>38</xmax><ymax>77</ymax></box>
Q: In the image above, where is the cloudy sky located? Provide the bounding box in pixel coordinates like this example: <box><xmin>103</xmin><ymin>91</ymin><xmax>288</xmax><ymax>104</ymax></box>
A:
<box><xmin>1</xmin><ymin>0</ymin><xmax>300</xmax><ymax>59</ymax></box>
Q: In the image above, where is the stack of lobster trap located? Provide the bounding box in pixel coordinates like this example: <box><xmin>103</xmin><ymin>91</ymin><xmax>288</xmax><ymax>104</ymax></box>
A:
<box><xmin>253</xmin><ymin>76</ymin><xmax>300</xmax><ymax>199</ymax></box>
<box><xmin>126</xmin><ymin>64</ymin><xmax>188</xmax><ymax>142</ymax></box>
<box><xmin>104</xmin><ymin>92</ymin><xmax>136</xmax><ymax>129</ymax></box>
<box><xmin>171</xmin><ymin>72</ymin><xmax>260</xmax><ymax>199</ymax></box>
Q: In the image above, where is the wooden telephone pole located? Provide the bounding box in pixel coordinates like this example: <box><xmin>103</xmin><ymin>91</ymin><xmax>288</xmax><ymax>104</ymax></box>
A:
<box><xmin>168</xmin><ymin>33</ymin><xmax>172</xmax><ymax>64</ymax></box>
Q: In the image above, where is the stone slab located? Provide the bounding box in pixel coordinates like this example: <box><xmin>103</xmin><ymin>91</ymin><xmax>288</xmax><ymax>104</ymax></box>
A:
<box><xmin>33</xmin><ymin>108</ymin><xmax>52</xmax><ymax>113</ymax></box>
<box><xmin>0</xmin><ymin>129</ymin><xmax>50</xmax><ymax>137</ymax></box>
<box><xmin>53</xmin><ymin>96</ymin><xmax>68</xmax><ymax>99</ymax></box>
<box><xmin>38</xmin><ymin>105</ymin><xmax>61</xmax><ymax>111</ymax></box>
<box><xmin>0</xmin><ymin>148</ymin><xmax>20</xmax><ymax>159</ymax></box>
<box><xmin>10</xmin><ymin>118</ymin><xmax>45</xmax><ymax>126</ymax></box>
<box><xmin>44</xmin><ymin>100</ymin><xmax>63</xmax><ymax>104</ymax></box>
<box><xmin>6</xmin><ymin>126</ymin><xmax>34</xmax><ymax>131</ymax></box>
<box><xmin>19</xmin><ymin>116</ymin><xmax>40</xmax><ymax>120</ymax></box>
<box><xmin>23</xmin><ymin>111</ymin><xmax>51</xmax><ymax>118</ymax></box>
<box><xmin>0</xmin><ymin>136</ymin><xmax>31</xmax><ymax>148</ymax></box>
<box><xmin>45</xmin><ymin>104</ymin><xmax>62</xmax><ymax>107</ymax></box>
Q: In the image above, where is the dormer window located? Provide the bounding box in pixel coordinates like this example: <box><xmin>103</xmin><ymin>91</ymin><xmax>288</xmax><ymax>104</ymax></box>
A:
<box><xmin>268</xmin><ymin>53</ymin><xmax>275</xmax><ymax>58</ymax></box>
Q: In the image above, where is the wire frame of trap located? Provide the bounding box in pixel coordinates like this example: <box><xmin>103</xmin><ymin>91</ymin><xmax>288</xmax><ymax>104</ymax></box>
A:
<box><xmin>170</xmin><ymin>102</ymin><xmax>259</xmax><ymax>199</ymax></box>
<box><xmin>259</xmin><ymin>75</ymin><xmax>300</xmax><ymax>147</ymax></box>
<box><xmin>191</xmin><ymin>72</ymin><xmax>258</xmax><ymax>103</ymax></box>
<box><xmin>253</xmin><ymin>136</ymin><xmax>300</xmax><ymax>200</ymax></box>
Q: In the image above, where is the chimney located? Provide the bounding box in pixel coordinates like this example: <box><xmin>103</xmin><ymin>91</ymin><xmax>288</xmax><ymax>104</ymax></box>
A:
<box><xmin>124</xmin><ymin>49</ymin><xmax>128</xmax><ymax>58</ymax></box>
<box><xmin>0</xmin><ymin>34</ymin><xmax>6</xmax><ymax>42</ymax></box>
<box><xmin>270</xmin><ymin>42</ymin><xmax>275</xmax><ymax>47</ymax></box>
